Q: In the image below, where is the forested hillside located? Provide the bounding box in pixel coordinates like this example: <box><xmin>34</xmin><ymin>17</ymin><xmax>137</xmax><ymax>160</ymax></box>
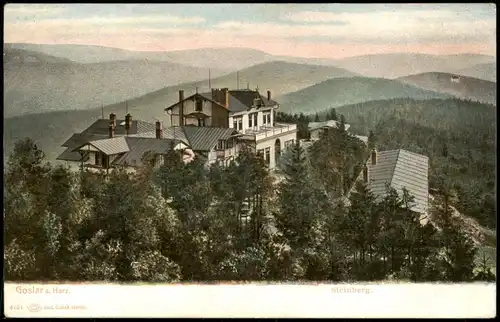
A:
<box><xmin>278</xmin><ymin>77</ymin><xmax>450</xmax><ymax>114</ymax></box>
<box><xmin>4</xmin><ymin>134</ymin><xmax>494</xmax><ymax>283</ymax></box>
<box><xmin>331</xmin><ymin>98</ymin><xmax>496</xmax><ymax>229</ymax></box>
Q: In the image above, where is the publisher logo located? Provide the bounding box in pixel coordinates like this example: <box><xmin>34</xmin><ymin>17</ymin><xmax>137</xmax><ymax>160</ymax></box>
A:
<box><xmin>27</xmin><ymin>303</ymin><xmax>42</xmax><ymax>313</ymax></box>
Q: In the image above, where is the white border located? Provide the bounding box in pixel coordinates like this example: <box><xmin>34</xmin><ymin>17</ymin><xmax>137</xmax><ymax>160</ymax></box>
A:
<box><xmin>3</xmin><ymin>282</ymin><xmax>497</xmax><ymax>318</ymax></box>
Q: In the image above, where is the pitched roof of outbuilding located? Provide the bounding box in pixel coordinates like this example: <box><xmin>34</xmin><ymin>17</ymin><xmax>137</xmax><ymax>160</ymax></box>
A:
<box><xmin>367</xmin><ymin>149</ymin><xmax>429</xmax><ymax>214</ymax></box>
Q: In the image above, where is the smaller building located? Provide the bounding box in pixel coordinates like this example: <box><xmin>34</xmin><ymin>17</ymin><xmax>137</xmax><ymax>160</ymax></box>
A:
<box><xmin>308</xmin><ymin>120</ymin><xmax>368</xmax><ymax>145</ymax></box>
<box><xmin>308</xmin><ymin>120</ymin><xmax>351</xmax><ymax>140</ymax></box>
<box><xmin>349</xmin><ymin>148</ymin><xmax>430</xmax><ymax>221</ymax></box>
<box><xmin>57</xmin><ymin>113</ymin><xmax>194</xmax><ymax>172</ymax></box>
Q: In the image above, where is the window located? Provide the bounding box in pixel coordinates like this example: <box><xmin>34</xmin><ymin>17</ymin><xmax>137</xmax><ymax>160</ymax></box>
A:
<box><xmin>95</xmin><ymin>152</ymin><xmax>101</xmax><ymax>166</ymax></box>
<box><xmin>217</xmin><ymin>140</ymin><xmax>225</xmax><ymax>150</ymax></box>
<box><xmin>263</xmin><ymin>112</ymin><xmax>271</xmax><ymax>125</ymax></box>
<box><xmin>96</xmin><ymin>153</ymin><xmax>109</xmax><ymax>168</ymax></box>
<box><xmin>227</xmin><ymin>138</ymin><xmax>233</xmax><ymax>149</ymax></box>
<box><xmin>265</xmin><ymin>147</ymin><xmax>271</xmax><ymax>166</ymax></box>
<box><xmin>233</xmin><ymin>117</ymin><xmax>243</xmax><ymax>130</ymax></box>
<box><xmin>195</xmin><ymin>99</ymin><xmax>203</xmax><ymax>112</ymax></box>
<box><xmin>197</xmin><ymin>118</ymin><xmax>206</xmax><ymax>127</ymax></box>
<box><xmin>248</xmin><ymin>113</ymin><xmax>258</xmax><ymax>128</ymax></box>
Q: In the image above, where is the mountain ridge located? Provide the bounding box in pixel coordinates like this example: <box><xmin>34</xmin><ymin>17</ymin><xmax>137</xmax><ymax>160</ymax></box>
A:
<box><xmin>397</xmin><ymin>72</ymin><xmax>496</xmax><ymax>105</ymax></box>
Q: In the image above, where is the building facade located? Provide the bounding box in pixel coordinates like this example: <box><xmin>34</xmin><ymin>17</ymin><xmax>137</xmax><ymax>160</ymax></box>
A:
<box><xmin>165</xmin><ymin>88</ymin><xmax>298</xmax><ymax>169</ymax></box>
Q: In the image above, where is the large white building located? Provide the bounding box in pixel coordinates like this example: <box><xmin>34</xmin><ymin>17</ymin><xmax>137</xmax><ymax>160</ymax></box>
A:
<box><xmin>164</xmin><ymin>88</ymin><xmax>298</xmax><ymax>169</ymax></box>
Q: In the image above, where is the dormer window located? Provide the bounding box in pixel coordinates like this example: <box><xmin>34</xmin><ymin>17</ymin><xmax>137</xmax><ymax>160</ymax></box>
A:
<box><xmin>253</xmin><ymin>98</ymin><xmax>262</xmax><ymax>108</ymax></box>
<box><xmin>195</xmin><ymin>98</ymin><xmax>203</xmax><ymax>112</ymax></box>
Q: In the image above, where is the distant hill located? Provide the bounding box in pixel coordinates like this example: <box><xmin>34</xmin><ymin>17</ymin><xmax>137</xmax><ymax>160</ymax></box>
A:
<box><xmin>5</xmin><ymin>43</ymin><xmax>275</xmax><ymax>70</ymax></box>
<box><xmin>3</xmin><ymin>60</ymin><xmax>362</xmax><ymax>161</ymax></box>
<box><xmin>332</xmin><ymin>53</ymin><xmax>496</xmax><ymax>79</ymax></box>
<box><xmin>278</xmin><ymin>77</ymin><xmax>451</xmax><ymax>114</ymax></box>
<box><xmin>3</xmin><ymin>47</ymin><xmax>78</xmax><ymax>64</ymax></box>
<box><xmin>451</xmin><ymin>62</ymin><xmax>496</xmax><ymax>82</ymax></box>
<box><xmin>396</xmin><ymin>72</ymin><xmax>496</xmax><ymax>105</ymax></box>
<box><xmin>205</xmin><ymin>61</ymin><xmax>360</xmax><ymax>97</ymax></box>
<box><xmin>7</xmin><ymin>43</ymin><xmax>495</xmax><ymax>80</ymax></box>
<box><xmin>3</xmin><ymin>48</ymin><xmax>231</xmax><ymax>117</ymax></box>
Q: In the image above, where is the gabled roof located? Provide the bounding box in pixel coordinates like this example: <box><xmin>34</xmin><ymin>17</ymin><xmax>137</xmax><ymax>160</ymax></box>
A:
<box><xmin>181</xmin><ymin>126</ymin><xmax>238</xmax><ymax>151</ymax></box>
<box><xmin>165</xmin><ymin>89</ymin><xmax>278</xmax><ymax>114</ymax></box>
<box><xmin>367</xmin><ymin>149</ymin><xmax>429</xmax><ymax>214</ymax></box>
<box><xmin>111</xmin><ymin>137</ymin><xmax>185</xmax><ymax>167</ymax></box>
<box><xmin>74</xmin><ymin>136</ymin><xmax>130</xmax><ymax>155</ymax></box>
<box><xmin>164</xmin><ymin>93</ymin><xmax>227</xmax><ymax>112</ymax></box>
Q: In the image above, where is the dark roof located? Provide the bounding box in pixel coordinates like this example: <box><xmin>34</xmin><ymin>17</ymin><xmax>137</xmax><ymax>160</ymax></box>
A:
<box><xmin>181</xmin><ymin>126</ymin><xmax>238</xmax><ymax>151</ymax></box>
<box><xmin>367</xmin><ymin>149</ymin><xmax>429</xmax><ymax>214</ymax></box>
<box><xmin>111</xmin><ymin>137</ymin><xmax>185</xmax><ymax>167</ymax></box>
<box><xmin>81</xmin><ymin>119</ymin><xmax>156</xmax><ymax>136</ymax></box>
<box><xmin>62</xmin><ymin>133</ymin><xmax>109</xmax><ymax>149</ymax></box>
<box><xmin>56</xmin><ymin>148</ymin><xmax>89</xmax><ymax>162</ymax></box>
<box><xmin>200</xmin><ymin>89</ymin><xmax>278</xmax><ymax>114</ymax></box>
<box><xmin>165</xmin><ymin>89</ymin><xmax>278</xmax><ymax>114</ymax></box>
<box><xmin>228</xmin><ymin>89</ymin><xmax>278</xmax><ymax>111</ymax></box>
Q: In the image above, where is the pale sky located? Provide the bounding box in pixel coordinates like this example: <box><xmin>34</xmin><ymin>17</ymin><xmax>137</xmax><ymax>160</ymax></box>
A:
<box><xmin>3</xmin><ymin>3</ymin><xmax>497</xmax><ymax>59</ymax></box>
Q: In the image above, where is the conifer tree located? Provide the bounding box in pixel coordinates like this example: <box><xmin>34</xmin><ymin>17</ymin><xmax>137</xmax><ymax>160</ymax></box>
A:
<box><xmin>275</xmin><ymin>141</ymin><xmax>323</xmax><ymax>254</ymax></box>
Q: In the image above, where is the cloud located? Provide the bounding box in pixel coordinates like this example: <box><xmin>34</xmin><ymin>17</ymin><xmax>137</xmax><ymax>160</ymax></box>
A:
<box><xmin>3</xmin><ymin>5</ymin><xmax>495</xmax><ymax>59</ymax></box>
<box><xmin>213</xmin><ymin>9</ymin><xmax>495</xmax><ymax>44</ymax></box>
<box><xmin>4</xmin><ymin>4</ymin><xmax>67</xmax><ymax>18</ymax></box>
<box><xmin>6</xmin><ymin>14</ymin><xmax>206</xmax><ymax>26</ymax></box>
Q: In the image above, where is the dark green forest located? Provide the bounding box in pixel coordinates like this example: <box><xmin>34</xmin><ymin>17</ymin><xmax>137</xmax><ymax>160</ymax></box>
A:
<box><xmin>4</xmin><ymin>130</ymin><xmax>494</xmax><ymax>282</ymax></box>
<box><xmin>278</xmin><ymin>98</ymin><xmax>496</xmax><ymax>230</ymax></box>
<box><xmin>333</xmin><ymin>98</ymin><xmax>496</xmax><ymax>230</ymax></box>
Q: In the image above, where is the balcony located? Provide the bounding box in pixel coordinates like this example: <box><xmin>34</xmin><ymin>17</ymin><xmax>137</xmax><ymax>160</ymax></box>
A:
<box><xmin>240</xmin><ymin>123</ymin><xmax>297</xmax><ymax>142</ymax></box>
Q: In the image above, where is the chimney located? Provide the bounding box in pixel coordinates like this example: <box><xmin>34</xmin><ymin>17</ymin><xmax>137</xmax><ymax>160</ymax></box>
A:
<box><xmin>108</xmin><ymin>122</ymin><xmax>115</xmax><ymax>138</ymax></box>
<box><xmin>371</xmin><ymin>149</ymin><xmax>377</xmax><ymax>166</ymax></box>
<box><xmin>223</xmin><ymin>88</ymin><xmax>229</xmax><ymax>108</ymax></box>
<box><xmin>267</xmin><ymin>90</ymin><xmax>271</xmax><ymax>101</ymax></box>
<box><xmin>363</xmin><ymin>164</ymin><xmax>369</xmax><ymax>183</ymax></box>
<box><xmin>211</xmin><ymin>88</ymin><xmax>229</xmax><ymax>109</ymax></box>
<box><xmin>109</xmin><ymin>113</ymin><xmax>116</xmax><ymax>128</ymax></box>
<box><xmin>125</xmin><ymin>113</ymin><xmax>132</xmax><ymax>134</ymax></box>
<box><xmin>156</xmin><ymin>120</ymin><xmax>163</xmax><ymax>139</ymax></box>
<box><xmin>179</xmin><ymin>90</ymin><xmax>185</xmax><ymax>126</ymax></box>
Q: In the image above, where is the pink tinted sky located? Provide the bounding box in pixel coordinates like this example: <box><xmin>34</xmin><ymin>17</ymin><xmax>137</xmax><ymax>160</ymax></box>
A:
<box><xmin>3</xmin><ymin>4</ymin><xmax>497</xmax><ymax>59</ymax></box>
